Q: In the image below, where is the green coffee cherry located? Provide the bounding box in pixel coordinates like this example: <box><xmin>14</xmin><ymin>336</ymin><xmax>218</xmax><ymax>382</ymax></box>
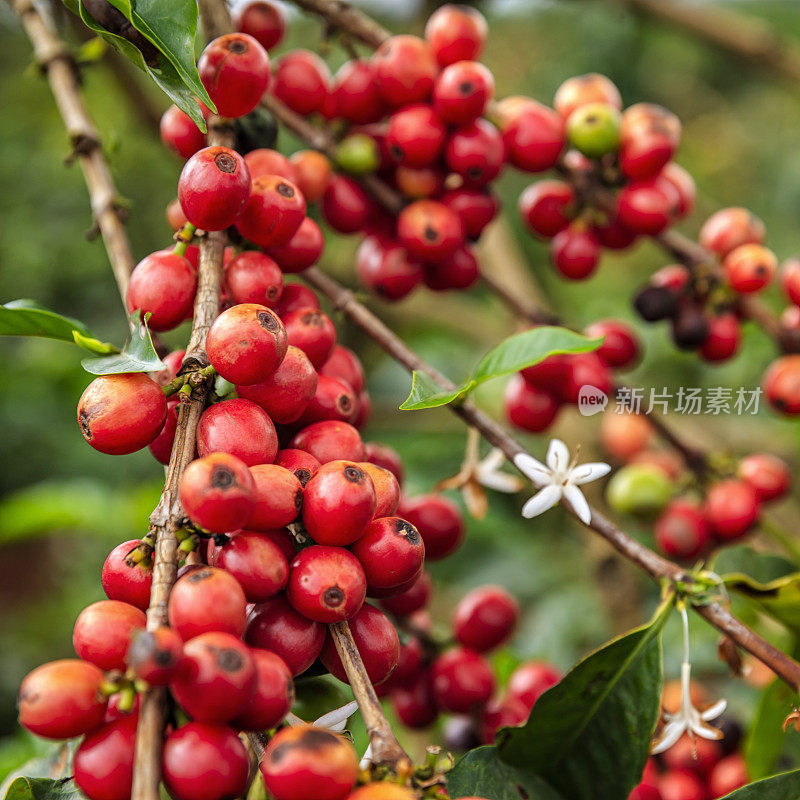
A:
<box><xmin>606</xmin><ymin>463</ymin><xmax>673</xmax><ymax>516</ymax></box>
<box><xmin>567</xmin><ymin>102</ymin><xmax>621</xmax><ymax>159</ymax></box>
<box><xmin>336</xmin><ymin>134</ymin><xmax>380</xmax><ymax>175</ymax></box>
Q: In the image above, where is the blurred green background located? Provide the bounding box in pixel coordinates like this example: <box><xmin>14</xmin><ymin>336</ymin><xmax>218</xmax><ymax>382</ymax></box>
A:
<box><xmin>2</xmin><ymin>0</ymin><xmax>800</xmax><ymax>778</ymax></box>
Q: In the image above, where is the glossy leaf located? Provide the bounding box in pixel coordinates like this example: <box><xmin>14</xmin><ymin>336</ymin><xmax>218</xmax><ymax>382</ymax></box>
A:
<box><xmin>724</xmin><ymin>572</ymin><xmax>800</xmax><ymax>636</ymax></box>
<box><xmin>81</xmin><ymin>312</ymin><xmax>164</xmax><ymax>375</ymax></box>
<box><xmin>496</xmin><ymin>598</ymin><xmax>672</xmax><ymax>800</ymax></box>
<box><xmin>400</xmin><ymin>327</ymin><xmax>601</xmax><ymax>411</ymax></box>
<box><xmin>720</xmin><ymin>769</ymin><xmax>800</xmax><ymax>799</ymax></box>
<box><xmin>745</xmin><ymin>679</ymin><xmax>800</xmax><ymax>780</ymax></box>
<box><xmin>0</xmin><ymin>300</ymin><xmax>91</xmax><ymax>340</ymax></box>
<box><xmin>3</xmin><ymin>778</ymin><xmax>83</xmax><ymax>800</ymax></box>
<box><xmin>446</xmin><ymin>747</ymin><xmax>564</xmax><ymax>800</ymax></box>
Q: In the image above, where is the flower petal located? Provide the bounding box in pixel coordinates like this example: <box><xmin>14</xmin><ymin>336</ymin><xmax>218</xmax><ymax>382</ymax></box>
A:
<box><xmin>692</xmin><ymin>718</ymin><xmax>725</xmax><ymax>741</ymax></box>
<box><xmin>563</xmin><ymin>484</ymin><xmax>592</xmax><ymax>525</ymax></box>
<box><xmin>359</xmin><ymin>743</ymin><xmax>373</xmax><ymax>770</ymax></box>
<box><xmin>314</xmin><ymin>701</ymin><xmax>359</xmax><ymax>730</ymax></box>
<box><xmin>546</xmin><ymin>439</ymin><xmax>570</xmax><ymax>474</ymax></box>
<box><xmin>479</xmin><ymin>448</ymin><xmax>506</xmax><ymax>472</ymax></box>
<box><xmin>478</xmin><ymin>469</ymin><xmax>525</xmax><ymax>494</ymax></box>
<box><xmin>521</xmin><ymin>484</ymin><xmax>561</xmax><ymax>519</ymax></box>
<box><xmin>650</xmin><ymin>720</ymin><xmax>686</xmax><ymax>754</ymax></box>
<box><xmin>700</xmin><ymin>698</ymin><xmax>727</xmax><ymax>722</ymax></box>
<box><xmin>513</xmin><ymin>452</ymin><xmax>550</xmax><ymax>485</ymax></box>
<box><xmin>570</xmin><ymin>462</ymin><xmax>612</xmax><ymax>485</ymax></box>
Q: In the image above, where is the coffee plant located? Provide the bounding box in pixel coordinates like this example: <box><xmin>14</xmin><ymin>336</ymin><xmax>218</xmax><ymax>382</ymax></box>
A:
<box><xmin>4</xmin><ymin>2</ymin><xmax>800</xmax><ymax>800</ymax></box>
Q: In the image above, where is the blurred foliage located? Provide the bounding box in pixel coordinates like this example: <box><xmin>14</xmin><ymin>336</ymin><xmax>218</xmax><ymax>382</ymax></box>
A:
<box><xmin>2</xmin><ymin>0</ymin><xmax>800</xmax><ymax>775</ymax></box>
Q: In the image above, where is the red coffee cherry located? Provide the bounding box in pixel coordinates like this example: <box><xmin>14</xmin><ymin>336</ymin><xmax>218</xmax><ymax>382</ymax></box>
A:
<box><xmin>74</xmin><ymin>714</ymin><xmax>137</xmax><ymax>800</ymax></box>
<box><xmin>266</xmin><ymin>217</ymin><xmax>325</xmax><ymax>274</ymax></box>
<box><xmin>504</xmin><ymin>373</ymin><xmax>560</xmax><ymax>433</ymax></box>
<box><xmin>198</xmin><ymin>33</ymin><xmax>270</xmax><ymax>118</ymax></box>
<box><xmin>170</xmin><ymin>631</ymin><xmax>255</xmax><ymax>723</ymax></box>
<box><xmin>501</xmin><ymin>103</ymin><xmax>565</xmax><ymax>172</ymax></box>
<box><xmin>320</xmin><ymin>602</ymin><xmax>399</xmax><ymax>685</ymax></box>
<box><xmin>348</xmin><ymin>786</ymin><xmax>417</xmax><ymax>800</ymax></box>
<box><xmin>723</xmin><ymin>243</ymin><xmax>777</xmax><ymax>293</ymax></box>
<box><xmin>764</xmin><ymin>355</ymin><xmax>800</xmax><ymax>414</ymax></box>
<box><xmin>431</xmin><ymin>647</ymin><xmax>495</xmax><ymax>713</ymax></box>
<box><xmin>149</xmin><ymin>397</ymin><xmax>178</xmax><ymax>465</ymax></box>
<box><xmin>244</xmin><ymin>148</ymin><xmax>298</xmax><ymax>182</ymax></box>
<box><xmin>197</xmin><ymin>398</ymin><xmax>278</xmax><ymax>467</ymax></box>
<box><xmin>386</xmin><ymin>104</ymin><xmax>446</xmax><ymax>168</ymax></box>
<box><xmin>168</xmin><ymin>567</ymin><xmax>247</xmax><ymax>640</ymax></box>
<box><xmin>333</xmin><ymin>59</ymin><xmax>385</xmax><ymax>124</ymax></box>
<box><xmin>179</xmin><ymin>452</ymin><xmax>255</xmax><ymax>533</ymax></box>
<box><xmin>400</xmin><ymin>494</ymin><xmax>464</xmax><ymax>560</ymax></box>
<box><xmin>245</xmin><ymin>464</ymin><xmax>303</xmax><ymax>530</ymax></box>
<box><xmin>206</xmin><ymin>303</ymin><xmax>287</xmax><ymax>385</ymax></box>
<box><xmin>162</xmin><ymin>723</ymin><xmax>249</xmax><ymax>800</ymax></box>
<box><xmin>519</xmin><ymin>180</ymin><xmax>575</xmax><ymax>238</ymax></box>
<box><xmin>18</xmin><ymin>659</ymin><xmax>107</xmax><ymax>739</ymax></box>
<box><xmin>704</xmin><ymin>479</ymin><xmax>760</xmax><ymax>541</ymax></box>
<box><xmin>658</xmin><ymin>770</ymin><xmax>705</xmax><ymax>800</ymax></box>
<box><xmin>598</xmin><ymin>412</ymin><xmax>653</xmax><ymax>462</ymax></box>
<box><xmin>782</xmin><ymin>257</ymin><xmax>800</xmax><ymax>307</ymax></box>
<box><xmin>380</xmin><ymin>570</ymin><xmax>432</xmax><ymax>617</ymax></box>
<box><xmin>708</xmin><ymin>754</ymin><xmax>748</xmax><ymax>797</ymax></box>
<box><xmin>320</xmin><ymin>345</ymin><xmax>365</xmax><ymax>395</ymax></box>
<box><xmin>424</xmin><ymin>245</ymin><xmax>480</xmax><ymax>291</ymax></box>
<box><xmin>395</xmin><ymin>164</ymin><xmax>446</xmax><ymax>198</ymax></box>
<box><xmin>296</xmin><ymin>374</ymin><xmax>358</xmax><ymax>427</ymax></box>
<box><xmin>351</xmin><ymin>517</ymin><xmax>425</xmax><ymax>595</ymax></box>
<box><xmin>660</xmin><ymin>162</ymin><xmax>696</xmax><ymax>220</ymax></box>
<box><xmin>234</xmin><ymin>1</ymin><xmax>286</xmax><ymax>51</ymax></box>
<box><xmin>584</xmin><ymin>319</ymin><xmax>641</xmax><ymax>369</ymax></box>
<box><xmin>618</xmin><ymin>103</ymin><xmax>680</xmax><ymax>181</ymax></box>
<box><xmin>102</xmin><ymin>539</ymin><xmax>153</xmax><ymax>610</ymax></box>
<box><xmin>391</xmin><ymin>669</ymin><xmax>437</xmax><ymax>728</ymax></box>
<box><xmin>160</xmin><ymin>105</ymin><xmax>206</xmax><ymax>159</ymax></box>
<box><xmin>275</xmin><ymin>448</ymin><xmax>321</xmax><ymax>487</ymax></box>
<box><xmin>444</xmin><ymin>119</ymin><xmax>505</xmax><ymax>187</ymax></box>
<box><xmin>550</xmin><ymin>224</ymin><xmax>600</xmax><ymax>280</ymax></box>
<box><xmin>178</xmin><ymin>146</ymin><xmax>251</xmax><ymax>231</ymax></box>
<box><xmin>245</xmin><ymin>594</ymin><xmax>325</xmax><ymax>675</ymax></box>
<box><xmin>616</xmin><ymin>180</ymin><xmax>672</xmax><ymax>235</ymax></box>
<box><xmin>359</xmin><ymin>463</ymin><xmax>400</xmax><ymax>518</ymax></box>
<box><xmin>439</xmin><ymin>188</ymin><xmax>498</xmax><ymax>239</ymax></box>
<box><xmin>661</xmin><ymin>733</ymin><xmax>721</xmax><ymax>777</ymax></box>
<box><xmin>365</xmin><ymin>442</ymin><xmax>404</xmax><ymax>485</ymax></box>
<box><xmin>433</xmin><ymin>61</ymin><xmax>494</xmax><ymax>125</ymax></box>
<box><xmin>321</xmin><ymin>175</ymin><xmax>373</xmax><ymax>234</ymax></box>
<box><xmin>272</xmin><ymin>50</ymin><xmax>331</xmax><ymax>116</ymax></box>
<box><xmin>738</xmin><ymin>453</ymin><xmax>791</xmax><ymax>502</ymax></box>
<box><xmin>291</xmin><ymin>420</ymin><xmax>366</xmax><ymax>464</ymax></box>
<box><xmin>355</xmin><ymin>235</ymin><xmax>423</xmax><ymax>301</ymax></box>
<box><xmin>282</xmin><ymin>307</ymin><xmax>337</xmax><ymax>369</ymax></box>
<box><xmin>78</xmin><ymin>373</ymin><xmax>166</xmax><ymax>456</ymax></box>
<box><xmin>425</xmin><ymin>5</ymin><xmax>487</xmax><ymax>66</ymax></box>
<box><xmin>302</xmin><ymin>460</ymin><xmax>376</xmax><ymax>546</ymax></box>
<box><xmin>553</xmin><ymin>73</ymin><xmax>622</xmax><ymax>120</ymax></box>
<box><xmin>236</xmin><ymin>175</ymin><xmax>307</xmax><ymax>248</ymax></box>
<box><xmin>224</xmin><ymin>251</ymin><xmax>283</xmax><ymax>307</ymax></box>
<box><xmin>506</xmin><ymin>661</ymin><xmax>561</xmax><ymax>710</ymax></box>
<box><xmin>372</xmin><ymin>35</ymin><xmax>437</xmax><ymax>107</ymax></box>
<box><xmin>555</xmin><ymin>352</ymin><xmax>612</xmax><ymax>404</ymax></box>
<box><xmin>699</xmin><ymin>207</ymin><xmax>766</xmax><ymax>258</ymax></box>
<box><xmin>233</xmin><ymin>649</ymin><xmax>293</xmax><ymax>731</ymax></box>
<box><xmin>209</xmin><ymin>531</ymin><xmax>289</xmax><ymax>602</ymax></box>
<box><xmin>289</xmin><ymin>150</ymin><xmax>333</xmax><ymax>203</ymax></box>
<box><xmin>655</xmin><ymin>500</ymin><xmax>711</xmax><ymax>560</ymax></box>
<box><xmin>453</xmin><ymin>586</ymin><xmax>518</xmax><ymax>653</ymax></box>
<box><xmin>236</xmin><ymin>345</ymin><xmax>318</xmax><ymax>425</ymax></box>
<box><xmin>261</xmin><ymin>725</ymin><xmax>358</xmax><ymax>800</ymax></box>
<box><xmin>73</xmin><ymin>600</ymin><xmax>145</xmax><ymax>672</ymax></box>
<box><xmin>398</xmin><ymin>200</ymin><xmax>464</xmax><ymax>264</ymax></box>
<box><xmin>699</xmin><ymin>313</ymin><xmax>741</xmax><ymax>362</ymax></box>
<box><xmin>167</xmin><ymin>197</ymin><xmax>189</xmax><ymax>230</ymax></box>
<box><xmin>126</xmin><ymin>626</ymin><xmax>185</xmax><ymax>685</ymax></box>
<box><xmin>287</xmin><ymin>545</ymin><xmax>367</xmax><ymax>623</ymax></box>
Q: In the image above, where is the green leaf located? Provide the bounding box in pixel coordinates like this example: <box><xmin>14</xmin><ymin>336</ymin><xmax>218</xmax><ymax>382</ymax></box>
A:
<box><xmin>81</xmin><ymin>312</ymin><xmax>164</xmax><ymax>375</ymax></box>
<box><xmin>446</xmin><ymin>747</ymin><xmax>564</xmax><ymax>800</ymax></box>
<box><xmin>400</xmin><ymin>327</ymin><xmax>601</xmax><ymax>411</ymax></box>
<box><xmin>720</xmin><ymin>769</ymin><xmax>800</xmax><ymax>799</ymax></box>
<box><xmin>72</xmin><ymin>330</ymin><xmax>118</xmax><ymax>355</ymax></box>
<box><xmin>3</xmin><ymin>778</ymin><xmax>84</xmax><ymax>800</ymax></box>
<box><xmin>496</xmin><ymin>599</ymin><xmax>672</xmax><ymax>800</ymax></box>
<box><xmin>724</xmin><ymin>572</ymin><xmax>800</xmax><ymax>636</ymax></box>
<box><xmin>0</xmin><ymin>300</ymin><xmax>91</xmax><ymax>341</ymax></box>
<box><xmin>745</xmin><ymin>679</ymin><xmax>800</xmax><ymax>780</ymax></box>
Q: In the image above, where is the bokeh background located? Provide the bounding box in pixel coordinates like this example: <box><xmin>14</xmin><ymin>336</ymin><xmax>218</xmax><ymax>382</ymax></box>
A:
<box><xmin>2</xmin><ymin>0</ymin><xmax>800</xmax><ymax>778</ymax></box>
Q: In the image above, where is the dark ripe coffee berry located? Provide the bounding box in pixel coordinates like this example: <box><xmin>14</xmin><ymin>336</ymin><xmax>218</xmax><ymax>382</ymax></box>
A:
<box><xmin>197</xmin><ymin>398</ymin><xmax>279</xmax><ymax>467</ymax></box>
<box><xmin>198</xmin><ymin>33</ymin><xmax>270</xmax><ymax>119</ymax></box>
<box><xmin>237</xmin><ymin>345</ymin><xmax>317</xmax><ymax>425</ymax></box>
<box><xmin>236</xmin><ymin>175</ymin><xmax>306</xmax><ymax>248</ymax></box>
<box><xmin>351</xmin><ymin>517</ymin><xmax>425</xmax><ymax>594</ymax></box>
<box><xmin>372</xmin><ymin>35</ymin><xmax>437</xmax><ymax>108</ymax></box>
<box><xmin>73</xmin><ymin>600</ymin><xmax>146</xmax><ymax>672</ymax></box>
<box><xmin>333</xmin><ymin>59</ymin><xmax>385</xmax><ymax>125</ymax></box>
<box><xmin>178</xmin><ymin>146</ymin><xmax>251</xmax><ymax>231</ymax></box>
<box><xmin>234</xmin><ymin>1</ymin><xmax>286</xmax><ymax>51</ymax></box>
<box><xmin>723</xmin><ymin>243</ymin><xmax>777</xmax><ymax>294</ymax></box>
<box><xmin>699</xmin><ymin>207</ymin><xmax>765</xmax><ymax>258</ymax></box>
<box><xmin>670</xmin><ymin>304</ymin><xmax>710</xmax><ymax>351</ymax></box>
<box><xmin>554</xmin><ymin>73</ymin><xmax>622</xmax><ymax>120</ymax></box>
<box><xmin>179</xmin><ymin>452</ymin><xmax>255</xmax><ymax>533</ymax></box>
<box><xmin>358</xmin><ymin>462</ymin><xmax>401</xmax><ymax>518</ymax></box>
<box><xmin>168</xmin><ymin>566</ymin><xmax>248</xmax><ymax>640</ymax></box>
<box><xmin>170</xmin><ymin>631</ymin><xmax>255</xmax><ymax>723</ymax></box>
<box><xmin>149</xmin><ymin>397</ymin><xmax>178</xmax><ymax>465</ymax></box>
<box><xmin>321</xmin><ymin>175</ymin><xmax>373</xmax><ymax>234</ymax></box>
<box><xmin>699</xmin><ymin>313</ymin><xmax>741</xmax><ymax>362</ymax></box>
<box><xmin>246</xmin><ymin>464</ymin><xmax>303</xmax><ymax>529</ymax></box>
<box><xmin>400</xmin><ymin>493</ymin><xmax>464</xmax><ymax>560</ymax></box>
<box><xmin>738</xmin><ymin>453</ymin><xmax>791</xmax><ymax>502</ymax></box>
<box><xmin>704</xmin><ymin>479</ymin><xmax>760</xmax><ymax>541</ymax></box>
<box><xmin>355</xmin><ymin>235</ymin><xmax>424</xmax><ymax>301</ymax></box>
<box><xmin>224</xmin><ymin>251</ymin><xmax>283</xmax><ymax>307</ymax></box>
<box><xmin>519</xmin><ymin>180</ymin><xmax>575</xmax><ymax>238</ymax></box>
<box><xmin>386</xmin><ymin>104</ymin><xmax>446</xmax><ymax>168</ymax></box>
<box><xmin>425</xmin><ymin>4</ymin><xmax>486</xmax><ymax>66</ymax></box>
<box><xmin>245</xmin><ymin>594</ymin><xmax>325</xmax><ymax>676</ymax></box>
<box><xmin>207</xmin><ymin>303</ymin><xmax>287</xmax><ymax>385</ymax></box>
<box><xmin>501</xmin><ymin>103</ymin><xmax>565</xmax><ymax>173</ymax></box>
<box><xmin>260</xmin><ymin>725</ymin><xmax>359</xmax><ymax>800</ymax></box>
<box><xmin>391</xmin><ymin>669</ymin><xmax>438</xmax><ymax>728</ymax></box>
<box><xmin>162</xmin><ymin>723</ymin><xmax>249</xmax><ymax>800</ymax></box>
<box><xmin>18</xmin><ymin>659</ymin><xmax>107</xmax><ymax>740</ymax></box>
<box><xmin>291</xmin><ymin>420</ymin><xmax>366</xmax><ymax>464</ymax></box>
<box><xmin>550</xmin><ymin>226</ymin><xmax>600</xmax><ymax>280</ymax></box>
<box><xmin>266</xmin><ymin>216</ymin><xmax>325</xmax><ymax>274</ymax></box>
<box><xmin>126</xmin><ymin>251</ymin><xmax>196</xmax><ymax>331</ymax></box>
<box><xmin>453</xmin><ymin>585</ymin><xmax>519</xmax><ymax>653</ymax></box>
<box><xmin>584</xmin><ymin>319</ymin><xmax>641</xmax><ymax>369</ymax></box>
<box><xmin>398</xmin><ymin>200</ymin><xmax>464</xmax><ymax>264</ymax></box>
<box><xmin>433</xmin><ymin>61</ymin><xmax>494</xmax><ymax>125</ymax></box>
<box><xmin>272</xmin><ymin>50</ymin><xmax>331</xmax><ymax>116</ymax></box>
<box><xmin>160</xmin><ymin>105</ymin><xmax>207</xmax><ymax>160</ymax></box>
<box><xmin>296</xmin><ymin>374</ymin><xmax>358</xmax><ymax>427</ymax></box>
<box><xmin>126</xmin><ymin>626</ymin><xmax>185</xmax><ymax>685</ymax></box>
<box><xmin>764</xmin><ymin>355</ymin><xmax>800</xmax><ymax>415</ymax></box>
<box><xmin>655</xmin><ymin>500</ymin><xmax>711</xmax><ymax>560</ymax></box>
<box><xmin>209</xmin><ymin>530</ymin><xmax>289</xmax><ymax>602</ymax></box>
<box><xmin>282</xmin><ymin>307</ymin><xmax>337</xmax><ymax>369</ymax></box>
<box><xmin>78</xmin><ymin>373</ymin><xmax>166</xmax><ymax>456</ymax></box>
<box><xmin>431</xmin><ymin>647</ymin><xmax>495</xmax><ymax>713</ymax></box>
<box><xmin>275</xmin><ymin>448</ymin><xmax>321</xmax><ymax>487</ymax></box>
<box><xmin>287</xmin><ymin>545</ymin><xmax>366</xmax><ymax>623</ymax></box>
<box><xmin>634</xmin><ymin>285</ymin><xmax>678</xmax><ymax>322</ymax></box>
<box><xmin>74</xmin><ymin>714</ymin><xmax>137</xmax><ymax>800</ymax></box>
<box><xmin>101</xmin><ymin>539</ymin><xmax>153</xmax><ymax>610</ymax></box>
<box><xmin>320</xmin><ymin>603</ymin><xmax>399</xmax><ymax>686</ymax></box>
<box><xmin>380</xmin><ymin>570</ymin><xmax>432</xmax><ymax>617</ymax></box>
<box><xmin>302</xmin><ymin>460</ymin><xmax>376</xmax><ymax>546</ymax></box>
<box><xmin>504</xmin><ymin>374</ymin><xmax>560</xmax><ymax>433</ymax></box>
<box><xmin>506</xmin><ymin>660</ymin><xmax>561</xmax><ymax>710</ymax></box>
<box><xmin>233</xmin><ymin>648</ymin><xmax>293</xmax><ymax>731</ymax></box>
